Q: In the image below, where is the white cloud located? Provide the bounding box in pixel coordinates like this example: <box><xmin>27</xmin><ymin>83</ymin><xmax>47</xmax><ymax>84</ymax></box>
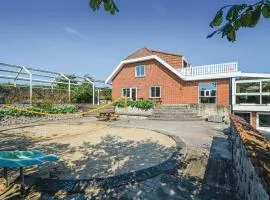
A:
<box><xmin>63</xmin><ymin>27</ymin><xmax>90</xmax><ymax>41</ymax></box>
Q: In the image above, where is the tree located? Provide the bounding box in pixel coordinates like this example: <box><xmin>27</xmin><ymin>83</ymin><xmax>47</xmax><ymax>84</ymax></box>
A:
<box><xmin>89</xmin><ymin>0</ymin><xmax>270</xmax><ymax>42</ymax></box>
<box><xmin>208</xmin><ymin>0</ymin><xmax>270</xmax><ymax>42</ymax></box>
<box><xmin>89</xmin><ymin>0</ymin><xmax>119</xmax><ymax>14</ymax></box>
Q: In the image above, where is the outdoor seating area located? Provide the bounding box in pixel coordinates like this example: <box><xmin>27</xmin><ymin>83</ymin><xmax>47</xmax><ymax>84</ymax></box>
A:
<box><xmin>97</xmin><ymin>109</ymin><xmax>120</xmax><ymax>121</ymax></box>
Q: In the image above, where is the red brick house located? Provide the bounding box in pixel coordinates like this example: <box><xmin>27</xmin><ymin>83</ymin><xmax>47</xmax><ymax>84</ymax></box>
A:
<box><xmin>106</xmin><ymin>47</ymin><xmax>270</xmax><ymax>131</ymax></box>
<box><xmin>106</xmin><ymin>47</ymin><xmax>236</xmax><ymax>105</ymax></box>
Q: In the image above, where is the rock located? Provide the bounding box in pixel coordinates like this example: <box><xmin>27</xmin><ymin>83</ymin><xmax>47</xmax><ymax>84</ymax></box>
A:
<box><xmin>0</xmin><ymin>178</ymin><xmax>7</xmax><ymax>192</ymax></box>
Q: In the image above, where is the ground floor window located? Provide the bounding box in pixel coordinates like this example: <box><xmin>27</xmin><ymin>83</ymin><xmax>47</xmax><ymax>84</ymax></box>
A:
<box><xmin>257</xmin><ymin>113</ymin><xmax>270</xmax><ymax>130</ymax></box>
<box><xmin>150</xmin><ymin>86</ymin><xmax>161</xmax><ymax>98</ymax></box>
<box><xmin>235</xmin><ymin>80</ymin><xmax>270</xmax><ymax>105</ymax></box>
<box><xmin>122</xmin><ymin>88</ymin><xmax>137</xmax><ymax>100</ymax></box>
<box><xmin>199</xmin><ymin>82</ymin><xmax>216</xmax><ymax>104</ymax></box>
<box><xmin>234</xmin><ymin>112</ymin><xmax>251</xmax><ymax>124</ymax></box>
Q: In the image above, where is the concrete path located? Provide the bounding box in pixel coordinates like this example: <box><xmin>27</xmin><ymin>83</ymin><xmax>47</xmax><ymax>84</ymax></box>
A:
<box><xmin>114</xmin><ymin>119</ymin><xmax>229</xmax><ymax>149</ymax></box>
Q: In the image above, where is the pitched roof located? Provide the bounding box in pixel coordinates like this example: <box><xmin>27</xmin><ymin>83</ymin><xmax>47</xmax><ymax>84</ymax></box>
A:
<box><xmin>125</xmin><ymin>47</ymin><xmax>182</xmax><ymax>60</ymax></box>
<box><xmin>125</xmin><ymin>47</ymin><xmax>153</xmax><ymax>60</ymax></box>
<box><xmin>105</xmin><ymin>55</ymin><xmax>241</xmax><ymax>83</ymax></box>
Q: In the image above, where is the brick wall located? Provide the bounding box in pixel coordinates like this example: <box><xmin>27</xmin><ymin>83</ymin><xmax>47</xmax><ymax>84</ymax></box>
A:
<box><xmin>112</xmin><ymin>59</ymin><xmax>230</xmax><ymax>105</ymax></box>
<box><xmin>151</xmin><ymin>51</ymin><xmax>182</xmax><ymax>69</ymax></box>
<box><xmin>252</xmin><ymin>112</ymin><xmax>257</xmax><ymax>128</ymax></box>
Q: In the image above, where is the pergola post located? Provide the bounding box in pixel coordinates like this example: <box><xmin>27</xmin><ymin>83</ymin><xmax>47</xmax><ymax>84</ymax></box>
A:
<box><xmin>22</xmin><ymin>66</ymin><xmax>32</xmax><ymax>105</ymax></box>
<box><xmin>68</xmin><ymin>79</ymin><xmax>71</xmax><ymax>103</ymax></box>
<box><xmin>85</xmin><ymin>77</ymin><xmax>95</xmax><ymax>105</ymax></box>
<box><xmin>30</xmin><ymin>73</ymin><xmax>32</xmax><ymax>105</ymax></box>
<box><xmin>97</xmin><ymin>89</ymin><xmax>100</xmax><ymax>105</ymax></box>
<box><xmin>92</xmin><ymin>83</ymin><xmax>95</xmax><ymax>105</ymax></box>
<box><xmin>61</xmin><ymin>73</ymin><xmax>71</xmax><ymax>103</ymax></box>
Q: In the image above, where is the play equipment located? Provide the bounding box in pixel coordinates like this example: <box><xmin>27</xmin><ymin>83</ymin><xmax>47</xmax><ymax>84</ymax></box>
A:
<box><xmin>0</xmin><ymin>150</ymin><xmax>59</xmax><ymax>193</ymax></box>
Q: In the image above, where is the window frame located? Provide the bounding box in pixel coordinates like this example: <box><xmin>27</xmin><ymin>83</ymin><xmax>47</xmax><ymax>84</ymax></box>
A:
<box><xmin>149</xmin><ymin>86</ymin><xmax>161</xmax><ymax>98</ymax></box>
<box><xmin>256</xmin><ymin>112</ymin><xmax>270</xmax><ymax>131</ymax></box>
<box><xmin>135</xmin><ymin>65</ymin><xmax>145</xmax><ymax>77</ymax></box>
<box><xmin>122</xmin><ymin>88</ymin><xmax>137</xmax><ymax>100</ymax></box>
<box><xmin>235</xmin><ymin>79</ymin><xmax>270</xmax><ymax>105</ymax></box>
<box><xmin>198</xmin><ymin>82</ymin><xmax>217</xmax><ymax>104</ymax></box>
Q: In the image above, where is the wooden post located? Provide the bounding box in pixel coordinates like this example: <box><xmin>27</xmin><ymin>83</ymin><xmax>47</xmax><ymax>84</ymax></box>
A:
<box><xmin>19</xmin><ymin>167</ymin><xmax>25</xmax><ymax>195</ymax></box>
<box><xmin>3</xmin><ymin>167</ymin><xmax>8</xmax><ymax>187</ymax></box>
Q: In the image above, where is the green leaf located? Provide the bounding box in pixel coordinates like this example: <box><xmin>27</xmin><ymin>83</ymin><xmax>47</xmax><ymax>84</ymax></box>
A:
<box><xmin>89</xmin><ymin>0</ymin><xmax>102</xmax><ymax>11</ymax></box>
<box><xmin>240</xmin><ymin>9</ymin><xmax>253</xmax><ymax>27</ymax></box>
<box><xmin>227</xmin><ymin>28</ymin><xmax>236</xmax><ymax>42</ymax></box>
<box><xmin>89</xmin><ymin>0</ymin><xmax>97</xmax><ymax>11</ymax></box>
<box><xmin>89</xmin><ymin>0</ymin><xmax>118</xmax><ymax>14</ymax></box>
<box><xmin>104</xmin><ymin>2</ymin><xmax>111</xmax><ymax>11</ymax></box>
<box><xmin>221</xmin><ymin>23</ymin><xmax>234</xmax><ymax>38</ymax></box>
<box><xmin>262</xmin><ymin>4</ymin><xmax>270</xmax><ymax>18</ymax></box>
<box><xmin>226</xmin><ymin>4</ymin><xmax>247</xmax><ymax>22</ymax></box>
<box><xmin>233</xmin><ymin>19</ymin><xmax>242</xmax><ymax>30</ymax></box>
<box><xmin>249</xmin><ymin>5</ymin><xmax>262</xmax><ymax>27</ymax></box>
<box><xmin>210</xmin><ymin>10</ymin><xmax>223</xmax><ymax>28</ymax></box>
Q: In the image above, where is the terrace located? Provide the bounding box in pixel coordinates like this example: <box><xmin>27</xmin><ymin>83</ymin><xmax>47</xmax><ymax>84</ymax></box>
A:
<box><xmin>179</xmin><ymin>62</ymin><xmax>238</xmax><ymax>76</ymax></box>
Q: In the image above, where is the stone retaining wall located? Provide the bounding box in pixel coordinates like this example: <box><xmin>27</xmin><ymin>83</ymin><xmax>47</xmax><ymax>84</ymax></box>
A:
<box><xmin>190</xmin><ymin>104</ymin><xmax>231</xmax><ymax>123</ymax></box>
<box><xmin>115</xmin><ymin>106</ymin><xmax>153</xmax><ymax>116</ymax></box>
<box><xmin>230</xmin><ymin>115</ymin><xmax>270</xmax><ymax>200</ymax></box>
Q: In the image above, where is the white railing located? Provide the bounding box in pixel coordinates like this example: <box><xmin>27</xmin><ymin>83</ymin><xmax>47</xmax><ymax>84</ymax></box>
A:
<box><xmin>179</xmin><ymin>62</ymin><xmax>238</xmax><ymax>76</ymax></box>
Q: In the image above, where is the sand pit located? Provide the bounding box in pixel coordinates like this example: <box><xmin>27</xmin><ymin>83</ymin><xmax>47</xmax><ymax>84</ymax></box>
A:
<box><xmin>0</xmin><ymin>121</ymin><xmax>177</xmax><ymax>180</ymax></box>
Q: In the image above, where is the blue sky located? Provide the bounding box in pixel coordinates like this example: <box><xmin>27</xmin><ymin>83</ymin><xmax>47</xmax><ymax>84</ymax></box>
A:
<box><xmin>0</xmin><ymin>0</ymin><xmax>269</xmax><ymax>80</ymax></box>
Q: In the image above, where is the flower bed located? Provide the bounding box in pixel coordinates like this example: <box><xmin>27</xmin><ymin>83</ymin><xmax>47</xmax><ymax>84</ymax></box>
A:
<box><xmin>114</xmin><ymin>100</ymin><xmax>155</xmax><ymax>116</ymax></box>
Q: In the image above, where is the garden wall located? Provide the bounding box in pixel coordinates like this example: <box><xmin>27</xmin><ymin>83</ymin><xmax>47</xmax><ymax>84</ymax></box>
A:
<box><xmin>115</xmin><ymin>106</ymin><xmax>153</xmax><ymax>116</ymax></box>
<box><xmin>190</xmin><ymin>104</ymin><xmax>231</xmax><ymax>123</ymax></box>
<box><xmin>230</xmin><ymin>115</ymin><xmax>270</xmax><ymax>200</ymax></box>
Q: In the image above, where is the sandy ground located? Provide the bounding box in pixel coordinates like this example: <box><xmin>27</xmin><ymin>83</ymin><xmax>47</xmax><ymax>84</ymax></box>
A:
<box><xmin>0</xmin><ymin>118</ymin><xmax>235</xmax><ymax>200</ymax></box>
<box><xmin>0</xmin><ymin>120</ymin><xmax>176</xmax><ymax>180</ymax></box>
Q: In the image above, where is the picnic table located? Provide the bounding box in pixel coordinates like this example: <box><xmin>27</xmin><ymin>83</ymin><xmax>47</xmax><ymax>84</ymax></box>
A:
<box><xmin>97</xmin><ymin>109</ymin><xmax>119</xmax><ymax>121</ymax></box>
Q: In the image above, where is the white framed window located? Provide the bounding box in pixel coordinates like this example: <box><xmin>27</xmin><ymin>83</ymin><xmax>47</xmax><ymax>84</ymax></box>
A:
<box><xmin>257</xmin><ymin>112</ymin><xmax>270</xmax><ymax>131</ymax></box>
<box><xmin>235</xmin><ymin>79</ymin><xmax>270</xmax><ymax>105</ymax></box>
<box><xmin>199</xmin><ymin>82</ymin><xmax>216</xmax><ymax>104</ymax></box>
<box><xmin>234</xmin><ymin>111</ymin><xmax>251</xmax><ymax>124</ymax></box>
<box><xmin>150</xmin><ymin>86</ymin><xmax>161</xmax><ymax>98</ymax></box>
<box><xmin>122</xmin><ymin>88</ymin><xmax>137</xmax><ymax>100</ymax></box>
<box><xmin>135</xmin><ymin>65</ymin><xmax>145</xmax><ymax>77</ymax></box>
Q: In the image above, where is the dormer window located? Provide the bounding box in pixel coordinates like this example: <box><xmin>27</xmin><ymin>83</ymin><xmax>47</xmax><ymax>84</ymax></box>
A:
<box><xmin>135</xmin><ymin>65</ymin><xmax>145</xmax><ymax>77</ymax></box>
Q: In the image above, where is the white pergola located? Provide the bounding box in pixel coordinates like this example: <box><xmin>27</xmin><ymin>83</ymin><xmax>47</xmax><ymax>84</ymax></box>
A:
<box><xmin>94</xmin><ymin>80</ymin><xmax>112</xmax><ymax>105</ymax></box>
<box><xmin>0</xmin><ymin>62</ymin><xmax>95</xmax><ymax>105</ymax></box>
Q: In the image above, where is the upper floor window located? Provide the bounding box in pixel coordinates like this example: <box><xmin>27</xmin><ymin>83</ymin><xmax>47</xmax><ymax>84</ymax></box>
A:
<box><xmin>135</xmin><ymin>65</ymin><xmax>145</xmax><ymax>77</ymax></box>
<box><xmin>150</xmin><ymin>86</ymin><xmax>161</xmax><ymax>98</ymax></box>
<box><xmin>199</xmin><ymin>82</ymin><xmax>216</xmax><ymax>104</ymax></box>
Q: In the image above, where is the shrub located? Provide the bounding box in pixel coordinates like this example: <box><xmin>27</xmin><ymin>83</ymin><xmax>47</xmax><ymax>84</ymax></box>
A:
<box><xmin>0</xmin><ymin>104</ymin><xmax>78</xmax><ymax>117</ymax></box>
<box><xmin>114</xmin><ymin>99</ymin><xmax>127</xmax><ymax>108</ymax></box>
<box><xmin>115</xmin><ymin>99</ymin><xmax>155</xmax><ymax>110</ymax></box>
